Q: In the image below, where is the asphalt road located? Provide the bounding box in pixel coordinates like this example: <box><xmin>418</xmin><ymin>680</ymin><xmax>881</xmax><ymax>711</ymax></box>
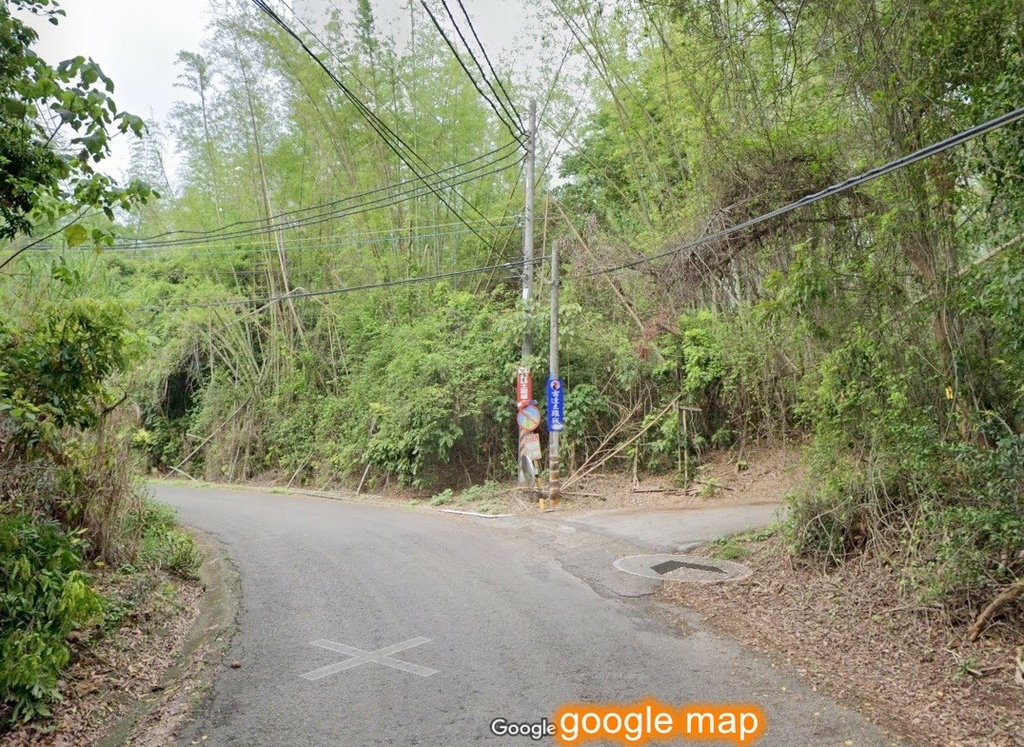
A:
<box><xmin>154</xmin><ymin>485</ymin><xmax>899</xmax><ymax>747</ymax></box>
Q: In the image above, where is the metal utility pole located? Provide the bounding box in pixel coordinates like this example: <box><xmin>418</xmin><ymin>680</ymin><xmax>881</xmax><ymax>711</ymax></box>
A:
<box><xmin>548</xmin><ymin>238</ymin><xmax>561</xmax><ymax>507</ymax></box>
<box><xmin>518</xmin><ymin>100</ymin><xmax>537</xmax><ymax>489</ymax></box>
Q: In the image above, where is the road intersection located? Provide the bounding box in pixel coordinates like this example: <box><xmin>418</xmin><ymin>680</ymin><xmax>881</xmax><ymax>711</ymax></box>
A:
<box><xmin>154</xmin><ymin>484</ymin><xmax>899</xmax><ymax>747</ymax></box>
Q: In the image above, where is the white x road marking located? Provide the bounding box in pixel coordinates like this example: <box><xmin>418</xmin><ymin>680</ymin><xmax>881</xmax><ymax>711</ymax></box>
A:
<box><xmin>300</xmin><ymin>637</ymin><xmax>438</xmax><ymax>680</ymax></box>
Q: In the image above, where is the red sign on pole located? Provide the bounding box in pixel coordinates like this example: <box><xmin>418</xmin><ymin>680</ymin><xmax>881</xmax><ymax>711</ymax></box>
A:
<box><xmin>516</xmin><ymin>366</ymin><xmax>532</xmax><ymax>407</ymax></box>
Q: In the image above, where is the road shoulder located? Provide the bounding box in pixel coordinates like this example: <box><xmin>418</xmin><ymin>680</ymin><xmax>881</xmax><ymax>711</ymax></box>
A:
<box><xmin>96</xmin><ymin>529</ymin><xmax>240</xmax><ymax>747</ymax></box>
<box><xmin>660</xmin><ymin>535</ymin><xmax>1024</xmax><ymax>747</ymax></box>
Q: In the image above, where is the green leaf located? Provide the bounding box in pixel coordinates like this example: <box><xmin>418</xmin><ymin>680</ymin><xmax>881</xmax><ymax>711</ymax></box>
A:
<box><xmin>63</xmin><ymin>223</ymin><xmax>88</xmax><ymax>247</ymax></box>
<box><xmin>3</xmin><ymin>99</ymin><xmax>27</xmax><ymax>118</ymax></box>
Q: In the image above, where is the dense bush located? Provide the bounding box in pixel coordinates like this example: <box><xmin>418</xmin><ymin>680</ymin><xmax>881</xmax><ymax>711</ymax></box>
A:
<box><xmin>0</xmin><ymin>514</ymin><xmax>102</xmax><ymax>724</ymax></box>
<box><xmin>153</xmin><ymin>282</ymin><xmax>660</xmax><ymax>488</ymax></box>
<box><xmin>1</xmin><ymin>288</ymin><xmax>203</xmax><ymax>729</ymax></box>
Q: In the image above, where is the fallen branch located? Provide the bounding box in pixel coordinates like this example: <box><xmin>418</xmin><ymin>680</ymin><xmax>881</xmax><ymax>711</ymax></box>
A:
<box><xmin>957</xmin><ymin>230</ymin><xmax>1024</xmax><ymax>277</ymax></box>
<box><xmin>286</xmin><ymin>458</ymin><xmax>310</xmax><ymax>489</ymax></box>
<box><xmin>968</xmin><ymin>578</ymin><xmax>1024</xmax><ymax>642</ymax></box>
<box><xmin>166</xmin><ymin>465</ymin><xmax>198</xmax><ymax>482</ymax></box>
<box><xmin>562</xmin><ymin>395</ymin><xmax>681</xmax><ymax>492</ymax></box>
<box><xmin>173</xmin><ymin>399</ymin><xmax>250</xmax><ymax>472</ymax></box>
<box><xmin>355</xmin><ymin>463</ymin><xmax>371</xmax><ymax>494</ymax></box>
<box><xmin>694</xmin><ymin>479</ymin><xmax>735</xmax><ymax>491</ymax></box>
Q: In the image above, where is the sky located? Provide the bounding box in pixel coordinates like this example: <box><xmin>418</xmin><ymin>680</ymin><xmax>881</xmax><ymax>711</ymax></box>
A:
<box><xmin>22</xmin><ymin>0</ymin><xmax>212</xmax><ymax>179</ymax></box>
<box><xmin>22</xmin><ymin>0</ymin><xmax>535</xmax><ymax>183</ymax></box>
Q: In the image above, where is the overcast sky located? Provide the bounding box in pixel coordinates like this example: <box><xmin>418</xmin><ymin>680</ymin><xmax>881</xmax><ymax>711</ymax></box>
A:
<box><xmin>23</xmin><ymin>0</ymin><xmax>534</xmax><ymax>182</ymax></box>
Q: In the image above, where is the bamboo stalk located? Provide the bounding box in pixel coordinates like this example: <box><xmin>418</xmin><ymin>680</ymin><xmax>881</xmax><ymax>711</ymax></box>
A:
<box><xmin>563</xmin><ymin>395</ymin><xmax>681</xmax><ymax>491</ymax></box>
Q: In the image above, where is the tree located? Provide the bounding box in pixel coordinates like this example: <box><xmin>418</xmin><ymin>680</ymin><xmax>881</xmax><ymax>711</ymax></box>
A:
<box><xmin>0</xmin><ymin>0</ymin><xmax>155</xmax><ymax>255</ymax></box>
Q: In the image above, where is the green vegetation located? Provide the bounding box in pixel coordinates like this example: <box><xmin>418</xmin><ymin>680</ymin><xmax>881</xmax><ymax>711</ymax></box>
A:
<box><xmin>0</xmin><ymin>515</ymin><xmax>101</xmax><ymax>722</ymax></box>
<box><xmin>0</xmin><ymin>0</ymin><xmax>154</xmax><ymax>245</ymax></box>
<box><xmin>710</xmin><ymin>538</ymin><xmax>750</xmax><ymax>562</ymax></box>
<box><xmin>2</xmin><ymin>0</ymin><xmax>1023</xmax><ymax>728</ymax></box>
<box><xmin>546</xmin><ymin>0</ymin><xmax>1024</xmax><ymax>624</ymax></box>
<box><xmin>0</xmin><ymin>0</ymin><xmax>199</xmax><ymax>728</ymax></box>
<box><xmin>132</xmin><ymin>499</ymin><xmax>203</xmax><ymax>580</ymax></box>
<box><xmin>429</xmin><ymin>481</ymin><xmax>505</xmax><ymax>513</ymax></box>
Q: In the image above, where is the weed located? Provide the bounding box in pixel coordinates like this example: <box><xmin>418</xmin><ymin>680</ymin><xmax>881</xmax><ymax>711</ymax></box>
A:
<box><xmin>457</xmin><ymin>480</ymin><xmax>502</xmax><ymax>505</ymax></box>
<box><xmin>697</xmin><ymin>478</ymin><xmax>722</xmax><ymax>498</ymax></box>
<box><xmin>129</xmin><ymin>500</ymin><xmax>203</xmax><ymax>580</ymax></box>
<box><xmin>954</xmin><ymin>657</ymin><xmax>980</xmax><ymax>679</ymax></box>
<box><xmin>429</xmin><ymin>489</ymin><xmax>454</xmax><ymax>506</ymax></box>
<box><xmin>712</xmin><ymin>540</ymin><xmax>750</xmax><ymax>560</ymax></box>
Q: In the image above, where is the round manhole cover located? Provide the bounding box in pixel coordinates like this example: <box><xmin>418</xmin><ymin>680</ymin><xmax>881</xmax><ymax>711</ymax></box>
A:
<box><xmin>614</xmin><ymin>554</ymin><xmax>752</xmax><ymax>583</ymax></box>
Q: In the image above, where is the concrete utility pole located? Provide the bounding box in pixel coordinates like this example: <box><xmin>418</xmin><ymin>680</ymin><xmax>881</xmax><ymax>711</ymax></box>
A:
<box><xmin>522</xmin><ymin>99</ymin><xmax>536</xmax><ymax>357</ymax></box>
<box><xmin>518</xmin><ymin>99</ymin><xmax>537</xmax><ymax>487</ymax></box>
<box><xmin>548</xmin><ymin>238</ymin><xmax>560</xmax><ymax>507</ymax></box>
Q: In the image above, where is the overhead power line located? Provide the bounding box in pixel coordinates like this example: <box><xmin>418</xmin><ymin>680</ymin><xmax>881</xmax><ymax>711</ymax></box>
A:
<box><xmin>453</xmin><ymin>0</ymin><xmax>523</xmax><ymax>129</ymax></box>
<box><xmin>147</xmin><ymin>254</ymin><xmax>545</xmax><ymax>310</ymax></box>
<box><xmin>585</xmin><ymin>104</ymin><xmax>1024</xmax><ymax>277</ymax></box>
<box><xmin>420</xmin><ymin>0</ymin><xmax>525</xmax><ymax>144</ymax></box>
<box><xmin>131</xmin><ymin>107</ymin><xmax>1024</xmax><ymax>310</ymax></box>
<box><xmin>120</xmin><ymin>150</ymin><xmax>524</xmax><ymax>250</ymax></box>
<box><xmin>252</xmin><ymin>0</ymin><xmax>499</xmax><ymax>238</ymax></box>
<box><xmin>128</xmin><ymin>141</ymin><xmax>522</xmax><ymax>246</ymax></box>
<box><xmin>114</xmin><ymin>222</ymin><xmax>520</xmax><ymax>258</ymax></box>
<box><xmin>0</xmin><ymin>209</ymin><xmax>96</xmax><ymax>271</ymax></box>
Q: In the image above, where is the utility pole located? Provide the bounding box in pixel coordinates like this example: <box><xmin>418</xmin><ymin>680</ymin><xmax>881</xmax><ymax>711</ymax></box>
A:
<box><xmin>518</xmin><ymin>99</ymin><xmax>537</xmax><ymax>488</ymax></box>
<box><xmin>522</xmin><ymin>99</ymin><xmax>536</xmax><ymax>355</ymax></box>
<box><xmin>548</xmin><ymin>238</ymin><xmax>561</xmax><ymax>507</ymax></box>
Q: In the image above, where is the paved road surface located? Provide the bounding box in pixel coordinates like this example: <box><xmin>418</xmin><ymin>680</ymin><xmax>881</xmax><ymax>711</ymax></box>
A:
<box><xmin>154</xmin><ymin>485</ymin><xmax>898</xmax><ymax>747</ymax></box>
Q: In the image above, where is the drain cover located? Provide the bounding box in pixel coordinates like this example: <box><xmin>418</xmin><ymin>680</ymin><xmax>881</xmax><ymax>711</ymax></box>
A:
<box><xmin>614</xmin><ymin>554</ymin><xmax>752</xmax><ymax>583</ymax></box>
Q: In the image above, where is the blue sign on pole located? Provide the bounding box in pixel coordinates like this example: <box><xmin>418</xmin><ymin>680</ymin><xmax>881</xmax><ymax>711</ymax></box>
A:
<box><xmin>547</xmin><ymin>378</ymin><xmax>565</xmax><ymax>432</ymax></box>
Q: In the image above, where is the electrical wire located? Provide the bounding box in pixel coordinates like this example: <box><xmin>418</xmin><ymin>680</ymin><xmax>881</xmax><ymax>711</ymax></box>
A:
<box><xmin>452</xmin><ymin>0</ymin><xmax>523</xmax><ymax>129</ymax></box>
<box><xmin>0</xmin><ymin>209</ymin><xmax>97</xmax><ymax>271</ymax></box>
<box><xmin>277</xmin><ymin>0</ymin><xmax>524</xmax><ymax>185</ymax></box>
<box><xmin>267</xmin><ymin>0</ymin><xmax>517</xmax><ymax>232</ymax></box>
<box><xmin>112</xmin><ymin>222</ymin><xmax>520</xmax><ymax>258</ymax></box>
<box><xmin>117</xmin><ymin>150</ymin><xmax>524</xmax><ymax>249</ymax></box>
<box><xmin>287</xmin><ymin>0</ymin><xmax>379</xmax><ymax>100</ymax></box>
<box><xmin>144</xmin><ymin>254</ymin><xmax>545</xmax><ymax>310</ymax></box>
<box><xmin>583</xmin><ymin>104</ymin><xmax>1024</xmax><ymax>277</ymax></box>
<box><xmin>252</xmin><ymin>0</ymin><xmax>499</xmax><ymax>238</ymax></box>
<box><xmin>418</xmin><ymin>0</ymin><xmax>522</xmax><ymax>145</ymax></box>
<box><xmin>420</xmin><ymin>0</ymin><xmax>525</xmax><ymax>144</ymax></box>
<box><xmin>128</xmin><ymin>141</ymin><xmax>522</xmax><ymax>245</ymax></box>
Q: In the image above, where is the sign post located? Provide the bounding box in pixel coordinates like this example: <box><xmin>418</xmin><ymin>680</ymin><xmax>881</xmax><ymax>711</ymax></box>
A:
<box><xmin>518</xmin><ymin>101</ymin><xmax>536</xmax><ymax>489</ymax></box>
<box><xmin>547</xmin><ymin>239</ymin><xmax>562</xmax><ymax>507</ymax></box>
